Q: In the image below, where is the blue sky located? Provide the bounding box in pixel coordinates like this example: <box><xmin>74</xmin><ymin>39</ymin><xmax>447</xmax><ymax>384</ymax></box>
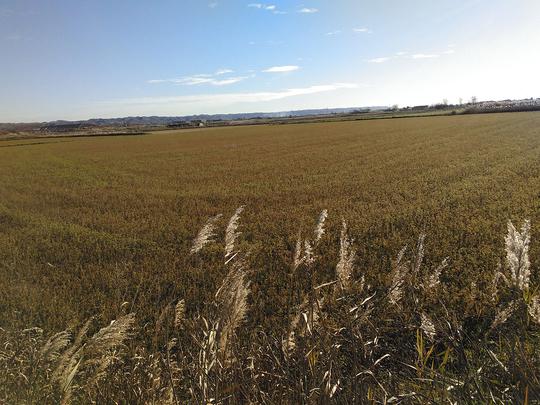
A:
<box><xmin>1</xmin><ymin>0</ymin><xmax>539</xmax><ymax>122</ymax></box>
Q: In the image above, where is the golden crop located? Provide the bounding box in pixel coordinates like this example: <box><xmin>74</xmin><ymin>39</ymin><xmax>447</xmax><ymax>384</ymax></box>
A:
<box><xmin>1</xmin><ymin>112</ymin><xmax>539</xmax><ymax>403</ymax></box>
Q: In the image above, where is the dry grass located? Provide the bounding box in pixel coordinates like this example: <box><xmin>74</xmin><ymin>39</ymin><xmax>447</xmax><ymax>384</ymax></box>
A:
<box><xmin>1</xmin><ymin>211</ymin><xmax>539</xmax><ymax>403</ymax></box>
<box><xmin>1</xmin><ymin>112</ymin><xmax>540</xmax><ymax>402</ymax></box>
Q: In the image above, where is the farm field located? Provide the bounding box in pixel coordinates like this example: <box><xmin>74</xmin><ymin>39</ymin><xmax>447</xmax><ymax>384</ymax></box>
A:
<box><xmin>1</xmin><ymin>111</ymin><xmax>540</xmax><ymax>403</ymax></box>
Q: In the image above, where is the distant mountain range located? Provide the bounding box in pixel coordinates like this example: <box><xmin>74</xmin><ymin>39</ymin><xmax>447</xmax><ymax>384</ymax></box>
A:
<box><xmin>0</xmin><ymin>107</ymin><xmax>387</xmax><ymax>129</ymax></box>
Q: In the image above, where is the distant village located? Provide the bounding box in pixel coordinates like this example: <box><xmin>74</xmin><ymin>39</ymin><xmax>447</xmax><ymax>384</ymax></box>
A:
<box><xmin>166</xmin><ymin>119</ymin><xmax>208</xmax><ymax>129</ymax></box>
<box><xmin>2</xmin><ymin>97</ymin><xmax>539</xmax><ymax>140</ymax></box>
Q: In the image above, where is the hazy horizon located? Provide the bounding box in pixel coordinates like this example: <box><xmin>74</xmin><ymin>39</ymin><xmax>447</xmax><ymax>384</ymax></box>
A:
<box><xmin>1</xmin><ymin>0</ymin><xmax>540</xmax><ymax>122</ymax></box>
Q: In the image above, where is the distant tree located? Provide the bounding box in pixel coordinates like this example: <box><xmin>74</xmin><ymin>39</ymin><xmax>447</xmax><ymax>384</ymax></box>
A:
<box><xmin>442</xmin><ymin>98</ymin><xmax>448</xmax><ymax>106</ymax></box>
<box><xmin>471</xmin><ymin>96</ymin><xmax>478</xmax><ymax>105</ymax></box>
<box><xmin>459</xmin><ymin>97</ymin><xmax>463</xmax><ymax>106</ymax></box>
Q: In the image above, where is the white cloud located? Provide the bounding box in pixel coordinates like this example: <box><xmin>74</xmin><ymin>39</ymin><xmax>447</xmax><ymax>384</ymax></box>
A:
<box><xmin>149</xmin><ymin>70</ymin><xmax>249</xmax><ymax>86</ymax></box>
<box><xmin>215</xmin><ymin>69</ymin><xmax>234</xmax><ymax>75</ymax></box>
<box><xmin>325</xmin><ymin>30</ymin><xmax>341</xmax><ymax>36</ymax></box>
<box><xmin>408</xmin><ymin>48</ymin><xmax>455</xmax><ymax>59</ymax></box>
<box><xmin>366</xmin><ymin>47</ymin><xmax>454</xmax><ymax>65</ymax></box>
<box><xmin>368</xmin><ymin>57</ymin><xmax>390</xmax><ymax>63</ymax></box>
<box><xmin>212</xmin><ymin>77</ymin><xmax>250</xmax><ymax>86</ymax></box>
<box><xmin>298</xmin><ymin>8</ymin><xmax>318</xmax><ymax>13</ymax></box>
<box><xmin>263</xmin><ymin>65</ymin><xmax>300</xmax><ymax>73</ymax></box>
<box><xmin>411</xmin><ymin>53</ymin><xmax>440</xmax><ymax>59</ymax></box>
<box><xmin>353</xmin><ymin>27</ymin><xmax>372</xmax><ymax>34</ymax></box>
<box><xmin>208</xmin><ymin>2</ymin><xmax>218</xmax><ymax>8</ymax></box>
<box><xmin>171</xmin><ymin>76</ymin><xmax>214</xmax><ymax>85</ymax></box>
<box><xmin>248</xmin><ymin>3</ymin><xmax>284</xmax><ymax>13</ymax></box>
<box><xmin>106</xmin><ymin>83</ymin><xmax>359</xmax><ymax>108</ymax></box>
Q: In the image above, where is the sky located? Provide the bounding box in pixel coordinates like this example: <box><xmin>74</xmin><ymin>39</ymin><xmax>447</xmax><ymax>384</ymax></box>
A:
<box><xmin>1</xmin><ymin>0</ymin><xmax>540</xmax><ymax>122</ymax></box>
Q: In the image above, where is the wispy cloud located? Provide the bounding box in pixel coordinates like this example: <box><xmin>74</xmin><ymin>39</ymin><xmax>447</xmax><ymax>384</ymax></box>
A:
<box><xmin>248</xmin><ymin>3</ymin><xmax>285</xmax><ymax>14</ymax></box>
<box><xmin>212</xmin><ymin>77</ymin><xmax>249</xmax><ymax>86</ymax></box>
<box><xmin>106</xmin><ymin>83</ymin><xmax>359</xmax><ymax>108</ymax></box>
<box><xmin>263</xmin><ymin>65</ymin><xmax>300</xmax><ymax>73</ymax></box>
<box><xmin>368</xmin><ymin>57</ymin><xmax>390</xmax><ymax>63</ymax></box>
<box><xmin>353</xmin><ymin>27</ymin><xmax>372</xmax><ymax>34</ymax></box>
<box><xmin>298</xmin><ymin>7</ymin><xmax>318</xmax><ymax>13</ymax></box>
<box><xmin>411</xmin><ymin>53</ymin><xmax>439</xmax><ymax>59</ymax></box>
<box><xmin>325</xmin><ymin>30</ymin><xmax>341</xmax><ymax>36</ymax></box>
<box><xmin>368</xmin><ymin>46</ymin><xmax>455</xmax><ymax>64</ymax></box>
<box><xmin>215</xmin><ymin>69</ymin><xmax>234</xmax><ymax>75</ymax></box>
<box><xmin>208</xmin><ymin>2</ymin><xmax>218</xmax><ymax>8</ymax></box>
<box><xmin>149</xmin><ymin>69</ymin><xmax>250</xmax><ymax>86</ymax></box>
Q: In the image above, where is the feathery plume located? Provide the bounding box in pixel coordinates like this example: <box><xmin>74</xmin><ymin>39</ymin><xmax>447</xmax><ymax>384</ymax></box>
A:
<box><xmin>53</xmin><ymin>317</ymin><xmax>93</xmax><ymax>388</ymax></box>
<box><xmin>60</xmin><ymin>357</ymin><xmax>82</xmax><ymax>405</ymax></box>
<box><xmin>40</xmin><ymin>331</ymin><xmax>71</xmax><ymax>362</ymax></box>
<box><xmin>490</xmin><ymin>300</ymin><xmax>518</xmax><ymax>330</ymax></box>
<box><xmin>82</xmin><ymin>313</ymin><xmax>136</xmax><ymax>376</ymax></box>
<box><xmin>335</xmin><ymin>219</ymin><xmax>357</xmax><ymax>290</ymax></box>
<box><xmin>284</xmin><ymin>295</ymin><xmax>320</xmax><ymax>354</ymax></box>
<box><xmin>88</xmin><ymin>314</ymin><xmax>136</xmax><ymax>386</ymax></box>
<box><xmin>396</xmin><ymin>245</ymin><xmax>407</xmax><ymax>264</ymax></box>
<box><xmin>292</xmin><ymin>210</ymin><xmax>327</xmax><ymax>270</ymax></box>
<box><xmin>284</xmin><ymin>332</ymin><xmax>296</xmax><ymax>355</ymax></box>
<box><xmin>191</xmin><ymin>214</ymin><xmax>223</xmax><ymax>254</ymax></box>
<box><xmin>84</xmin><ymin>313</ymin><xmax>135</xmax><ymax>354</ymax></box>
<box><xmin>413</xmin><ymin>233</ymin><xmax>426</xmax><ymax>277</ymax></box>
<box><xmin>505</xmin><ymin>220</ymin><xmax>531</xmax><ymax>291</ymax></box>
<box><xmin>54</xmin><ymin>315</ymin><xmax>134</xmax><ymax>403</ymax></box>
<box><xmin>427</xmin><ymin>258</ymin><xmax>448</xmax><ymax>289</ymax></box>
<box><xmin>225</xmin><ymin>206</ymin><xmax>245</xmax><ymax>258</ymax></box>
<box><xmin>389</xmin><ymin>246</ymin><xmax>408</xmax><ymax>305</ymax></box>
<box><xmin>215</xmin><ymin>262</ymin><xmax>250</xmax><ymax>358</ymax></box>
<box><xmin>174</xmin><ymin>299</ymin><xmax>185</xmax><ymax>329</ymax></box>
<box><xmin>528</xmin><ymin>296</ymin><xmax>540</xmax><ymax>324</ymax></box>
<box><xmin>314</xmin><ymin>209</ymin><xmax>328</xmax><ymax>244</ymax></box>
<box><xmin>304</xmin><ymin>240</ymin><xmax>315</xmax><ymax>266</ymax></box>
<box><xmin>284</xmin><ymin>309</ymin><xmax>302</xmax><ymax>355</ymax></box>
<box><xmin>420</xmin><ymin>313</ymin><xmax>436</xmax><ymax>342</ymax></box>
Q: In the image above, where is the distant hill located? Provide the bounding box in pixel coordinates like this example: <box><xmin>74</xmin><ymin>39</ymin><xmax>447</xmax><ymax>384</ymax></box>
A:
<box><xmin>0</xmin><ymin>106</ymin><xmax>387</xmax><ymax>129</ymax></box>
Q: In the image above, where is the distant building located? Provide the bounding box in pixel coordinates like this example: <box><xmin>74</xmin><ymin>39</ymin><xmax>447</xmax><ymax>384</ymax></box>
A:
<box><xmin>167</xmin><ymin>120</ymin><xmax>206</xmax><ymax>128</ymax></box>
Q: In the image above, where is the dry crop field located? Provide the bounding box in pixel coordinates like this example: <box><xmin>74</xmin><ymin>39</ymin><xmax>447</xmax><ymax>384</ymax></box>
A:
<box><xmin>1</xmin><ymin>112</ymin><xmax>540</xmax><ymax>403</ymax></box>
